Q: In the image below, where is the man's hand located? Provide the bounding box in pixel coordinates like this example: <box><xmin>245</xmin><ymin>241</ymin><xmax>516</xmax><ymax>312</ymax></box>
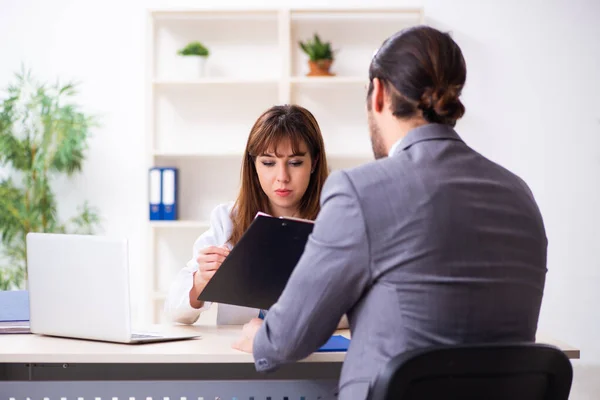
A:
<box><xmin>232</xmin><ymin>318</ymin><xmax>263</xmax><ymax>353</ymax></box>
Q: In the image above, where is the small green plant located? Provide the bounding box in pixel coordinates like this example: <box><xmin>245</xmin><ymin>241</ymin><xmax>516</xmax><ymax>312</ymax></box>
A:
<box><xmin>177</xmin><ymin>41</ymin><xmax>210</xmax><ymax>57</ymax></box>
<box><xmin>299</xmin><ymin>33</ymin><xmax>334</xmax><ymax>61</ymax></box>
<box><xmin>0</xmin><ymin>68</ymin><xmax>101</xmax><ymax>290</ymax></box>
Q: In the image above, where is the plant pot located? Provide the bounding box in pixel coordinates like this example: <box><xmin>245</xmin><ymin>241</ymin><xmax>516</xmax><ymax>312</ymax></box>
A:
<box><xmin>307</xmin><ymin>59</ymin><xmax>334</xmax><ymax>77</ymax></box>
<box><xmin>181</xmin><ymin>56</ymin><xmax>207</xmax><ymax>78</ymax></box>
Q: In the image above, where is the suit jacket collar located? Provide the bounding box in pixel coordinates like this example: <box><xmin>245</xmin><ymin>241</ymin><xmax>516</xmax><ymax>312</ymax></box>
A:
<box><xmin>391</xmin><ymin>123</ymin><xmax>463</xmax><ymax>157</ymax></box>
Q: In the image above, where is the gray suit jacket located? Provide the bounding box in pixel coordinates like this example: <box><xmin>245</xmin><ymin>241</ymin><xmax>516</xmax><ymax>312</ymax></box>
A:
<box><xmin>253</xmin><ymin>124</ymin><xmax>547</xmax><ymax>400</ymax></box>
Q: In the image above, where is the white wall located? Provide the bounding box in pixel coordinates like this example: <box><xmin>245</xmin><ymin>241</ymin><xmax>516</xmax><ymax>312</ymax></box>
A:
<box><xmin>423</xmin><ymin>2</ymin><xmax>600</xmax><ymax>397</ymax></box>
<box><xmin>1</xmin><ymin>0</ymin><xmax>598</xmax><ymax>397</ymax></box>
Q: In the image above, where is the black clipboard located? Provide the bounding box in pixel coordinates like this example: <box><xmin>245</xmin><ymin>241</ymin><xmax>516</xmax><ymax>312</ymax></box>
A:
<box><xmin>198</xmin><ymin>214</ymin><xmax>314</xmax><ymax>310</ymax></box>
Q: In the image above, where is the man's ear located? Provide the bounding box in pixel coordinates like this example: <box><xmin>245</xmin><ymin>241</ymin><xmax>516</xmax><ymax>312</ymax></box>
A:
<box><xmin>371</xmin><ymin>77</ymin><xmax>386</xmax><ymax>113</ymax></box>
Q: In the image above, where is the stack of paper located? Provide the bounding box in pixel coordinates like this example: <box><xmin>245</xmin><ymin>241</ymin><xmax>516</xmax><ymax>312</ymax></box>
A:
<box><xmin>0</xmin><ymin>290</ymin><xmax>30</xmax><ymax>334</ymax></box>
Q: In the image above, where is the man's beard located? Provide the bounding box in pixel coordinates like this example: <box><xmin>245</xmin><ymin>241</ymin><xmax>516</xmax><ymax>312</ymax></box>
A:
<box><xmin>368</xmin><ymin>112</ymin><xmax>387</xmax><ymax>160</ymax></box>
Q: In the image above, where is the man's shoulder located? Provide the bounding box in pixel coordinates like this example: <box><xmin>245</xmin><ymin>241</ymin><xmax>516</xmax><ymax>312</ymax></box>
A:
<box><xmin>332</xmin><ymin>156</ymin><xmax>402</xmax><ymax>189</ymax></box>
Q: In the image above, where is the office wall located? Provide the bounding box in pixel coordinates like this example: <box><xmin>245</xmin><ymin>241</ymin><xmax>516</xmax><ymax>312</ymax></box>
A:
<box><xmin>1</xmin><ymin>0</ymin><xmax>598</xmax><ymax>398</ymax></box>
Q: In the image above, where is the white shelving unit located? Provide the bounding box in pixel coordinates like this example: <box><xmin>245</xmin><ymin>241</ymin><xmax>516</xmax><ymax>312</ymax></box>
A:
<box><xmin>145</xmin><ymin>7</ymin><xmax>423</xmax><ymax>324</ymax></box>
<box><xmin>150</xmin><ymin>220</ymin><xmax>211</xmax><ymax>229</ymax></box>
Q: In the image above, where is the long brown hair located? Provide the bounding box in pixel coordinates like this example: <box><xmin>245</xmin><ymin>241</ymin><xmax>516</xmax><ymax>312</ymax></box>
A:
<box><xmin>228</xmin><ymin>104</ymin><xmax>328</xmax><ymax>246</ymax></box>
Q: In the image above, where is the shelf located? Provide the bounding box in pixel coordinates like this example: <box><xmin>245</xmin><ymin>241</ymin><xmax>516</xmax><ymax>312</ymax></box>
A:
<box><xmin>155</xmin><ymin>77</ymin><xmax>365</xmax><ymax>85</ymax></box>
<box><xmin>151</xmin><ymin>220</ymin><xmax>211</xmax><ymax>229</ymax></box>
<box><xmin>153</xmin><ymin>78</ymin><xmax>279</xmax><ymax>86</ymax></box>
<box><xmin>152</xmin><ymin>150</ymin><xmax>372</xmax><ymax>159</ymax></box>
<box><xmin>154</xmin><ymin>13</ymin><xmax>280</xmax><ymax>82</ymax></box>
<box><xmin>328</xmin><ymin>152</ymin><xmax>373</xmax><ymax>159</ymax></box>
<box><xmin>151</xmin><ymin>8</ymin><xmax>420</xmax><ymax>20</ymax></box>
<box><xmin>154</xmin><ymin>77</ymin><xmax>365</xmax><ymax>85</ymax></box>
<box><xmin>291</xmin><ymin>8</ymin><xmax>422</xmax><ymax>21</ymax></box>
<box><xmin>152</xmin><ymin>9</ymin><xmax>279</xmax><ymax>21</ymax></box>
<box><xmin>146</xmin><ymin>7</ymin><xmax>423</xmax><ymax>324</ymax></box>
<box><xmin>152</xmin><ymin>291</ymin><xmax>167</xmax><ymax>300</ymax></box>
<box><xmin>291</xmin><ymin>76</ymin><xmax>367</xmax><ymax>85</ymax></box>
<box><xmin>153</xmin><ymin>82</ymin><xmax>278</xmax><ymax>153</ymax></box>
<box><xmin>153</xmin><ymin>150</ymin><xmax>243</xmax><ymax>158</ymax></box>
<box><xmin>291</xmin><ymin>9</ymin><xmax>421</xmax><ymax>77</ymax></box>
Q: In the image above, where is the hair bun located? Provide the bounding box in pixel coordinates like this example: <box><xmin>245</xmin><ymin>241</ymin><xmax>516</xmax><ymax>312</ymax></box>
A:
<box><xmin>419</xmin><ymin>86</ymin><xmax>465</xmax><ymax>126</ymax></box>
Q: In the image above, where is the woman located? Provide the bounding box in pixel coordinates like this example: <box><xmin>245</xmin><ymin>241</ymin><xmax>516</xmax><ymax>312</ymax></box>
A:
<box><xmin>164</xmin><ymin>104</ymin><xmax>333</xmax><ymax>325</ymax></box>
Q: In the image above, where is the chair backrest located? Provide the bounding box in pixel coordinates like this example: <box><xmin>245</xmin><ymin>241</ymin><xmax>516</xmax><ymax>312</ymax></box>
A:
<box><xmin>368</xmin><ymin>343</ymin><xmax>573</xmax><ymax>400</ymax></box>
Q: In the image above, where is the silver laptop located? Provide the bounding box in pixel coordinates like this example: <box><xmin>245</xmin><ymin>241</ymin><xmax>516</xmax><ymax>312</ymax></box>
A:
<box><xmin>26</xmin><ymin>233</ymin><xmax>199</xmax><ymax>344</ymax></box>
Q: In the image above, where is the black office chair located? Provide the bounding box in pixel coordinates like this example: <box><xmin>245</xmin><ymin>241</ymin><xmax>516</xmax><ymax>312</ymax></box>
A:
<box><xmin>368</xmin><ymin>343</ymin><xmax>573</xmax><ymax>400</ymax></box>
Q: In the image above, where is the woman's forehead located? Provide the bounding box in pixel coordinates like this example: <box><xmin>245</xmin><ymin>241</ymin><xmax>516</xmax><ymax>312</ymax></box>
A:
<box><xmin>263</xmin><ymin>137</ymin><xmax>309</xmax><ymax>156</ymax></box>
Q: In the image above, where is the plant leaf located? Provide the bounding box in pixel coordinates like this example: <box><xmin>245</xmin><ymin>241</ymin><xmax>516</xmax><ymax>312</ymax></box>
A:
<box><xmin>0</xmin><ymin>68</ymin><xmax>101</xmax><ymax>289</ymax></box>
<box><xmin>68</xmin><ymin>201</ymin><xmax>101</xmax><ymax>235</ymax></box>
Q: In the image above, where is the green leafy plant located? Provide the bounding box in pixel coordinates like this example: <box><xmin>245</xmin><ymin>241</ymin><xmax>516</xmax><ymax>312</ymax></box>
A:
<box><xmin>177</xmin><ymin>41</ymin><xmax>210</xmax><ymax>57</ymax></box>
<box><xmin>299</xmin><ymin>33</ymin><xmax>334</xmax><ymax>61</ymax></box>
<box><xmin>0</xmin><ymin>68</ymin><xmax>101</xmax><ymax>290</ymax></box>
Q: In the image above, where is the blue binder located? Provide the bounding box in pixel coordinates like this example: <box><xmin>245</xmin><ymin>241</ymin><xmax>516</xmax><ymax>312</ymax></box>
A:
<box><xmin>149</xmin><ymin>167</ymin><xmax>162</xmax><ymax>220</ymax></box>
<box><xmin>317</xmin><ymin>335</ymin><xmax>350</xmax><ymax>352</ymax></box>
<box><xmin>161</xmin><ymin>167</ymin><xmax>178</xmax><ymax>220</ymax></box>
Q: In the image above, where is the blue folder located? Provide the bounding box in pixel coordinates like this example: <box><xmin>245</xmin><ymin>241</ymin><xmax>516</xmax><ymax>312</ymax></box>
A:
<box><xmin>161</xmin><ymin>167</ymin><xmax>178</xmax><ymax>220</ymax></box>
<box><xmin>0</xmin><ymin>290</ymin><xmax>29</xmax><ymax>321</ymax></box>
<box><xmin>258</xmin><ymin>311</ymin><xmax>350</xmax><ymax>352</ymax></box>
<box><xmin>148</xmin><ymin>167</ymin><xmax>162</xmax><ymax>220</ymax></box>
<box><xmin>317</xmin><ymin>335</ymin><xmax>350</xmax><ymax>352</ymax></box>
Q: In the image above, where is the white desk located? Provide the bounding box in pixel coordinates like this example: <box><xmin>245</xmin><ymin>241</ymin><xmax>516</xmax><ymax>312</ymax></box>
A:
<box><xmin>0</xmin><ymin>325</ymin><xmax>580</xmax><ymax>399</ymax></box>
<box><xmin>0</xmin><ymin>324</ymin><xmax>350</xmax><ymax>364</ymax></box>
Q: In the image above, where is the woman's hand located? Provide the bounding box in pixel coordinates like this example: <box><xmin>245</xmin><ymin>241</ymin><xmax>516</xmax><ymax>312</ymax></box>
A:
<box><xmin>189</xmin><ymin>245</ymin><xmax>230</xmax><ymax>308</ymax></box>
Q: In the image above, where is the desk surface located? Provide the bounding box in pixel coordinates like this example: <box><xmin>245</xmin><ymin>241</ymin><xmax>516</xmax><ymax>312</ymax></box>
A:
<box><xmin>0</xmin><ymin>324</ymin><xmax>580</xmax><ymax>363</ymax></box>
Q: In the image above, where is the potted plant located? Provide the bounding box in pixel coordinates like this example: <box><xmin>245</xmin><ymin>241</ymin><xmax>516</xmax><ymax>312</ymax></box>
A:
<box><xmin>299</xmin><ymin>33</ymin><xmax>335</xmax><ymax>77</ymax></box>
<box><xmin>177</xmin><ymin>41</ymin><xmax>210</xmax><ymax>77</ymax></box>
<box><xmin>0</xmin><ymin>69</ymin><xmax>101</xmax><ymax>290</ymax></box>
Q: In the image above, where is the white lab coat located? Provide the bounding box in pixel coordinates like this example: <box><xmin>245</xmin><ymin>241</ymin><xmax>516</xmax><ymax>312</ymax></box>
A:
<box><xmin>164</xmin><ymin>202</ymin><xmax>260</xmax><ymax>325</ymax></box>
<box><xmin>164</xmin><ymin>201</ymin><xmax>349</xmax><ymax>328</ymax></box>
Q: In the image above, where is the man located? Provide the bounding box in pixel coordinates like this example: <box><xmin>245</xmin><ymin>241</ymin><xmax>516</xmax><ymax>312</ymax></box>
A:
<box><xmin>233</xmin><ymin>26</ymin><xmax>547</xmax><ymax>400</ymax></box>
